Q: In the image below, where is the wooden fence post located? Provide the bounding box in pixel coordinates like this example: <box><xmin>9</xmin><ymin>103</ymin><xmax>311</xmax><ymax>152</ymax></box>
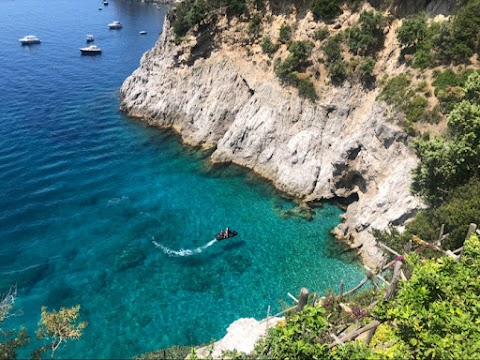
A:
<box><xmin>296</xmin><ymin>288</ymin><xmax>309</xmax><ymax>312</ymax></box>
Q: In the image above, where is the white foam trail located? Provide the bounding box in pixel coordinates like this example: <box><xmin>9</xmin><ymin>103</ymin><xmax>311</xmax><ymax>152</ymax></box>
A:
<box><xmin>152</xmin><ymin>239</ymin><xmax>217</xmax><ymax>257</ymax></box>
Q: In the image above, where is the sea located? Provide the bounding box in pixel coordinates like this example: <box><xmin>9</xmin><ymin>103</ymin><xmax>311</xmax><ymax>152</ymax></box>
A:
<box><xmin>0</xmin><ymin>0</ymin><xmax>365</xmax><ymax>358</ymax></box>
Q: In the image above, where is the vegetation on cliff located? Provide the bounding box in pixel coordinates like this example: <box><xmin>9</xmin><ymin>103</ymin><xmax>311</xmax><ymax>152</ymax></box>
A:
<box><xmin>0</xmin><ymin>292</ymin><xmax>87</xmax><ymax>360</ymax></box>
<box><xmin>163</xmin><ymin>0</ymin><xmax>480</xmax><ymax>358</ymax></box>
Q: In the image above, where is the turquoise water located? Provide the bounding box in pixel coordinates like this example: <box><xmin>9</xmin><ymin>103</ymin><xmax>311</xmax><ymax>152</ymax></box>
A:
<box><xmin>0</xmin><ymin>0</ymin><xmax>364</xmax><ymax>358</ymax></box>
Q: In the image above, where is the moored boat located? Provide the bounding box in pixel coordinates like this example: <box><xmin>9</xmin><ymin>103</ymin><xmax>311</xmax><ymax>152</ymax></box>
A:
<box><xmin>80</xmin><ymin>45</ymin><xmax>102</xmax><ymax>55</ymax></box>
<box><xmin>19</xmin><ymin>35</ymin><xmax>41</xmax><ymax>45</ymax></box>
<box><xmin>86</xmin><ymin>34</ymin><xmax>95</xmax><ymax>43</ymax></box>
<box><xmin>139</xmin><ymin>31</ymin><xmax>147</xmax><ymax>35</ymax></box>
<box><xmin>108</xmin><ymin>20</ymin><xmax>122</xmax><ymax>29</ymax></box>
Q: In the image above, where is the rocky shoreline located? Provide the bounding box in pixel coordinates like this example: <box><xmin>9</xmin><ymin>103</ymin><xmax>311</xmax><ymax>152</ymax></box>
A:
<box><xmin>119</xmin><ymin>15</ymin><xmax>423</xmax><ymax>269</ymax></box>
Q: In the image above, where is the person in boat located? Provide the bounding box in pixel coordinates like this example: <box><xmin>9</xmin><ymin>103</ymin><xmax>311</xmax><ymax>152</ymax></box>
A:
<box><xmin>219</xmin><ymin>230</ymin><xmax>225</xmax><ymax>239</ymax></box>
<box><xmin>225</xmin><ymin>227</ymin><xmax>230</xmax><ymax>238</ymax></box>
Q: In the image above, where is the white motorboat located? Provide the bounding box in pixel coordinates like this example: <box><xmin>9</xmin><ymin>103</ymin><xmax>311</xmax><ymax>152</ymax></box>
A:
<box><xmin>86</xmin><ymin>34</ymin><xmax>95</xmax><ymax>43</ymax></box>
<box><xmin>103</xmin><ymin>0</ymin><xmax>109</xmax><ymax>5</ymax></box>
<box><xmin>139</xmin><ymin>31</ymin><xmax>147</xmax><ymax>35</ymax></box>
<box><xmin>108</xmin><ymin>21</ymin><xmax>122</xmax><ymax>29</ymax></box>
<box><xmin>19</xmin><ymin>35</ymin><xmax>41</xmax><ymax>45</ymax></box>
<box><xmin>80</xmin><ymin>45</ymin><xmax>102</xmax><ymax>55</ymax></box>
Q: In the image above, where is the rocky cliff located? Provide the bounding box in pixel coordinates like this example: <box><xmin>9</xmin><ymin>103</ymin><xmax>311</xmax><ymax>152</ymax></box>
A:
<box><xmin>120</xmin><ymin>9</ymin><xmax>424</xmax><ymax>268</ymax></box>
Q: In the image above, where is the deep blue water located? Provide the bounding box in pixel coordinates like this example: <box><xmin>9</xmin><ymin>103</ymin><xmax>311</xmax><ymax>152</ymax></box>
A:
<box><xmin>0</xmin><ymin>0</ymin><xmax>364</xmax><ymax>358</ymax></box>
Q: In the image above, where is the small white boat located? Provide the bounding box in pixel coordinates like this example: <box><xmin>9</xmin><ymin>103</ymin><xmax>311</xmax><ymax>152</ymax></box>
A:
<box><xmin>19</xmin><ymin>35</ymin><xmax>41</xmax><ymax>45</ymax></box>
<box><xmin>139</xmin><ymin>31</ymin><xmax>147</xmax><ymax>35</ymax></box>
<box><xmin>103</xmin><ymin>0</ymin><xmax>109</xmax><ymax>5</ymax></box>
<box><xmin>86</xmin><ymin>34</ymin><xmax>95</xmax><ymax>43</ymax></box>
<box><xmin>108</xmin><ymin>21</ymin><xmax>122</xmax><ymax>29</ymax></box>
<box><xmin>99</xmin><ymin>7</ymin><xmax>102</xmax><ymax>10</ymax></box>
<box><xmin>80</xmin><ymin>45</ymin><xmax>102</xmax><ymax>55</ymax></box>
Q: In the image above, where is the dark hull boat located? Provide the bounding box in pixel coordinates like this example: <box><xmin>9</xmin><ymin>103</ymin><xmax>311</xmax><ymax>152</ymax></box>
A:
<box><xmin>215</xmin><ymin>229</ymin><xmax>238</xmax><ymax>241</ymax></box>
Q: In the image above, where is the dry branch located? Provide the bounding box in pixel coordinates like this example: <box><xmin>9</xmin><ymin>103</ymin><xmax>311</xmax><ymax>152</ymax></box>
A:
<box><xmin>328</xmin><ymin>320</ymin><xmax>381</xmax><ymax>349</ymax></box>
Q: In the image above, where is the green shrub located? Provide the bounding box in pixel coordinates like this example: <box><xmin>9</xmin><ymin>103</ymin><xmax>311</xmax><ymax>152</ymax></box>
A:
<box><xmin>287</xmin><ymin>40</ymin><xmax>314</xmax><ymax>60</ymax></box>
<box><xmin>449</xmin><ymin>0</ymin><xmax>480</xmax><ymax>63</ymax></box>
<box><xmin>432</xmin><ymin>69</ymin><xmax>474</xmax><ymax>96</ymax></box>
<box><xmin>247</xmin><ymin>13</ymin><xmax>262</xmax><ymax>37</ymax></box>
<box><xmin>378</xmin><ymin>74</ymin><xmax>412</xmax><ymax>108</ymax></box>
<box><xmin>310</xmin><ymin>0</ymin><xmax>341</xmax><ymax>21</ymax></box>
<box><xmin>397</xmin><ymin>13</ymin><xmax>428</xmax><ymax>49</ymax></box>
<box><xmin>345</xmin><ymin>10</ymin><xmax>385</xmax><ymax>56</ymax></box>
<box><xmin>412</xmin><ymin>47</ymin><xmax>434</xmax><ymax>69</ymax></box>
<box><xmin>375</xmin><ymin>234</ymin><xmax>480</xmax><ymax>359</ymax></box>
<box><xmin>254</xmin><ymin>306</ymin><xmax>330</xmax><ymax>359</ymax></box>
<box><xmin>322</xmin><ymin>34</ymin><xmax>343</xmax><ymax>62</ymax></box>
<box><xmin>171</xmin><ymin>0</ymin><xmax>211</xmax><ymax>37</ymax></box>
<box><xmin>297</xmin><ymin>76</ymin><xmax>319</xmax><ymax>102</ymax></box>
<box><xmin>279</xmin><ymin>23</ymin><xmax>292</xmax><ymax>43</ymax></box>
<box><xmin>261</xmin><ymin>36</ymin><xmax>279</xmax><ymax>56</ymax></box>
<box><xmin>224</xmin><ymin>0</ymin><xmax>247</xmax><ymax>17</ymax></box>
<box><xmin>405</xmin><ymin>96</ymin><xmax>428</xmax><ymax>123</ymax></box>
<box><xmin>314</xmin><ymin>26</ymin><xmax>329</xmax><ymax>41</ymax></box>
<box><xmin>358</xmin><ymin>56</ymin><xmax>375</xmax><ymax>78</ymax></box>
<box><xmin>413</xmin><ymin>72</ymin><xmax>480</xmax><ymax>203</ymax></box>
<box><xmin>328</xmin><ymin>59</ymin><xmax>347</xmax><ymax>84</ymax></box>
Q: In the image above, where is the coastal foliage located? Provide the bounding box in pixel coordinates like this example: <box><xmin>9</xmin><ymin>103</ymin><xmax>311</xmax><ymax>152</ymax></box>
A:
<box><xmin>345</xmin><ymin>10</ymin><xmax>385</xmax><ymax>56</ymax></box>
<box><xmin>247</xmin><ymin>234</ymin><xmax>480</xmax><ymax>359</ymax></box>
<box><xmin>396</xmin><ymin>0</ymin><xmax>480</xmax><ymax>66</ymax></box>
<box><xmin>321</xmin><ymin>34</ymin><xmax>347</xmax><ymax>84</ymax></box>
<box><xmin>37</xmin><ymin>305</ymin><xmax>88</xmax><ymax>359</ymax></box>
<box><xmin>254</xmin><ymin>305</ymin><xmax>329</xmax><ymax>358</ymax></box>
<box><xmin>279</xmin><ymin>23</ymin><xmax>292</xmax><ymax>44</ymax></box>
<box><xmin>275</xmin><ymin>41</ymin><xmax>318</xmax><ymax>101</ymax></box>
<box><xmin>310</xmin><ymin>0</ymin><xmax>342</xmax><ymax>21</ymax></box>
<box><xmin>412</xmin><ymin>71</ymin><xmax>480</xmax><ymax>203</ymax></box>
<box><xmin>261</xmin><ymin>36</ymin><xmax>279</xmax><ymax>56</ymax></box>
<box><xmin>375</xmin><ymin>234</ymin><xmax>480</xmax><ymax>359</ymax></box>
<box><xmin>0</xmin><ymin>292</ymin><xmax>86</xmax><ymax>360</ymax></box>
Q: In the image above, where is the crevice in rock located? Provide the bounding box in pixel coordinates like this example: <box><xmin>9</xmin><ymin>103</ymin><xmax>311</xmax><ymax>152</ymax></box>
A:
<box><xmin>185</xmin><ymin>29</ymin><xmax>214</xmax><ymax>66</ymax></box>
<box><xmin>331</xmin><ymin>192</ymin><xmax>360</xmax><ymax>207</ymax></box>
<box><xmin>390</xmin><ymin>207</ymin><xmax>419</xmax><ymax>226</ymax></box>
<box><xmin>241</xmin><ymin>77</ymin><xmax>255</xmax><ymax>96</ymax></box>
<box><xmin>347</xmin><ymin>145</ymin><xmax>362</xmax><ymax>161</ymax></box>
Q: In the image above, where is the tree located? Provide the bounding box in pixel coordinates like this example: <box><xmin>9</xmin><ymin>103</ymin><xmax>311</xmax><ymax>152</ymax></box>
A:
<box><xmin>310</xmin><ymin>0</ymin><xmax>341</xmax><ymax>21</ymax></box>
<box><xmin>0</xmin><ymin>287</ymin><xmax>30</xmax><ymax>360</ymax></box>
<box><xmin>397</xmin><ymin>13</ymin><xmax>428</xmax><ymax>49</ymax></box>
<box><xmin>412</xmin><ymin>72</ymin><xmax>480</xmax><ymax>203</ymax></box>
<box><xmin>36</xmin><ymin>305</ymin><xmax>87</xmax><ymax>359</ymax></box>
<box><xmin>346</xmin><ymin>10</ymin><xmax>385</xmax><ymax>56</ymax></box>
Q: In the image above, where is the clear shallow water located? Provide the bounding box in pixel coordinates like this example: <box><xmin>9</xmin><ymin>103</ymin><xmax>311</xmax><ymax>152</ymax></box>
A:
<box><xmin>0</xmin><ymin>0</ymin><xmax>364</xmax><ymax>358</ymax></box>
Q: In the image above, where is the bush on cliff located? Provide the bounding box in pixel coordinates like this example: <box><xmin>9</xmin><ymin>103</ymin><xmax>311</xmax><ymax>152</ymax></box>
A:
<box><xmin>310</xmin><ymin>0</ymin><xmax>341</xmax><ymax>21</ymax></box>
<box><xmin>261</xmin><ymin>36</ymin><xmax>279</xmax><ymax>56</ymax></box>
<box><xmin>345</xmin><ymin>10</ymin><xmax>385</xmax><ymax>57</ymax></box>
<box><xmin>412</xmin><ymin>71</ymin><xmax>480</xmax><ymax>203</ymax></box>
<box><xmin>171</xmin><ymin>0</ymin><xmax>212</xmax><ymax>37</ymax></box>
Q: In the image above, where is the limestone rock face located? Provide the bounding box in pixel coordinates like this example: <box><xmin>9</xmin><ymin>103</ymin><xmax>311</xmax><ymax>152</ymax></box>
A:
<box><xmin>391</xmin><ymin>0</ymin><xmax>453</xmax><ymax>16</ymax></box>
<box><xmin>120</xmin><ymin>20</ymin><xmax>423</xmax><ymax>268</ymax></box>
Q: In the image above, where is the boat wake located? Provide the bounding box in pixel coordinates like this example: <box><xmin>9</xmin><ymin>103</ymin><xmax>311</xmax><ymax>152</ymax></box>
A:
<box><xmin>152</xmin><ymin>238</ymin><xmax>217</xmax><ymax>257</ymax></box>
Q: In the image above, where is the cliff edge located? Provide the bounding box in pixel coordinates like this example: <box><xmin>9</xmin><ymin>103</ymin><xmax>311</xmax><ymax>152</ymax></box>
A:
<box><xmin>120</xmin><ymin>8</ymin><xmax>424</xmax><ymax>268</ymax></box>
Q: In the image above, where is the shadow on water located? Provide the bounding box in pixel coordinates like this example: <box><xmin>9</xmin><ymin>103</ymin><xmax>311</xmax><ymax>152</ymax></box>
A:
<box><xmin>0</xmin><ymin>260</ymin><xmax>52</xmax><ymax>292</ymax></box>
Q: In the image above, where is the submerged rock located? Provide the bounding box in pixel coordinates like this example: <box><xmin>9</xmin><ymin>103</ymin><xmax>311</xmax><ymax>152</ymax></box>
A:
<box><xmin>115</xmin><ymin>248</ymin><xmax>146</xmax><ymax>272</ymax></box>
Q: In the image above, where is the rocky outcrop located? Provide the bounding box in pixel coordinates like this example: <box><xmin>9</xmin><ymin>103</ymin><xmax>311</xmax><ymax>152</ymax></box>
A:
<box><xmin>194</xmin><ymin>317</ymin><xmax>282</xmax><ymax>358</ymax></box>
<box><xmin>391</xmin><ymin>0</ymin><xmax>454</xmax><ymax>16</ymax></box>
<box><xmin>120</xmin><ymin>18</ymin><xmax>423</xmax><ymax>268</ymax></box>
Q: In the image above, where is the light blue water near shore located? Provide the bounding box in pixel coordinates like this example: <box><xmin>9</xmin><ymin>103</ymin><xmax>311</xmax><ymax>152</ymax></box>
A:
<box><xmin>0</xmin><ymin>0</ymin><xmax>365</xmax><ymax>358</ymax></box>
